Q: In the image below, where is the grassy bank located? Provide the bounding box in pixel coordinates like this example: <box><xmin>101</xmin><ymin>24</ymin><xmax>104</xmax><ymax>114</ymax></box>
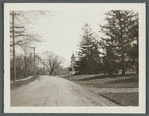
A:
<box><xmin>62</xmin><ymin>74</ymin><xmax>138</xmax><ymax>106</ymax></box>
<box><xmin>63</xmin><ymin>74</ymin><xmax>138</xmax><ymax>88</ymax></box>
<box><xmin>99</xmin><ymin>92</ymin><xmax>138</xmax><ymax>106</ymax></box>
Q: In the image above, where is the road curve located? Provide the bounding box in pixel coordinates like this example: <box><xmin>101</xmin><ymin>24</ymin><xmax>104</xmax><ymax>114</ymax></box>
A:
<box><xmin>11</xmin><ymin>76</ymin><xmax>118</xmax><ymax>106</ymax></box>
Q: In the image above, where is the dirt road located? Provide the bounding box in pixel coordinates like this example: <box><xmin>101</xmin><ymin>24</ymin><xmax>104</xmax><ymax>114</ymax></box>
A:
<box><xmin>11</xmin><ymin>76</ymin><xmax>118</xmax><ymax>106</ymax></box>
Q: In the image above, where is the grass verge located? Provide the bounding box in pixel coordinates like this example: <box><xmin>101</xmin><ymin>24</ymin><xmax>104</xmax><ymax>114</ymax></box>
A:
<box><xmin>99</xmin><ymin>92</ymin><xmax>138</xmax><ymax>106</ymax></box>
<box><xmin>11</xmin><ymin>75</ymin><xmax>39</xmax><ymax>90</ymax></box>
<box><xmin>62</xmin><ymin>74</ymin><xmax>138</xmax><ymax>106</ymax></box>
<box><xmin>63</xmin><ymin>74</ymin><xmax>138</xmax><ymax>88</ymax></box>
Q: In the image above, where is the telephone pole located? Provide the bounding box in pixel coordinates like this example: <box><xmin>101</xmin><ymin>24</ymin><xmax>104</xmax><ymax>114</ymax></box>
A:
<box><xmin>12</xmin><ymin>11</ymin><xmax>16</xmax><ymax>82</ymax></box>
<box><xmin>33</xmin><ymin>47</ymin><xmax>35</xmax><ymax>71</ymax></box>
<box><xmin>31</xmin><ymin>47</ymin><xmax>36</xmax><ymax>75</ymax></box>
<box><xmin>24</xmin><ymin>49</ymin><xmax>27</xmax><ymax>78</ymax></box>
<box><xmin>31</xmin><ymin>47</ymin><xmax>39</xmax><ymax>75</ymax></box>
<box><xmin>10</xmin><ymin>11</ymin><xmax>24</xmax><ymax>82</ymax></box>
<box><xmin>43</xmin><ymin>64</ymin><xmax>45</xmax><ymax>75</ymax></box>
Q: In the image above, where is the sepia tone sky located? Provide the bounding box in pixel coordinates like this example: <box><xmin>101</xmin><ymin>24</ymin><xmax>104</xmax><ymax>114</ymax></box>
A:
<box><xmin>10</xmin><ymin>4</ymin><xmax>139</xmax><ymax>68</ymax></box>
<box><xmin>25</xmin><ymin>10</ymin><xmax>108</xmax><ymax>67</ymax></box>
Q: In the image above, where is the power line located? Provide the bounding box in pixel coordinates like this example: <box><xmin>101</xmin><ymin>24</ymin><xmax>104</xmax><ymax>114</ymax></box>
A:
<box><xmin>30</xmin><ymin>47</ymin><xmax>40</xmax><ymax>75</ymax></box>
<box><xmin>11</xmin><ymin>11</ymin><xmax>16</xmax><ymax>82</ymax></box>
<box><xmin>10</xmin><ymin>11</ymin><xmax>25</xmax><ymax>82</ymax></box>
<box><xmin>32</xmin><ymin>47</ymin><xmax>35</xmax><ymax>75</ymax></box>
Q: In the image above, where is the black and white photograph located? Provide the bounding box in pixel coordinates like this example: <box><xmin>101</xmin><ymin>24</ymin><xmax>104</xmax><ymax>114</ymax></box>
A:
<box><xmin>4</xmin><ymin>3</ymin><xmax>146</xmax><ymax>113</ymax></box>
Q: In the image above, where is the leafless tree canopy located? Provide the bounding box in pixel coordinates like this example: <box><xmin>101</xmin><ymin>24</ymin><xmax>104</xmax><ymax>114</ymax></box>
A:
<box><xmin>10</xmin><ymin>10</ymin><xmax>55</xmax><ymax>51</ymax></box>
<box><xmin>38</xmin><ymin>51</ymin><xmax>65</xmax><ymax>75</ymax></box>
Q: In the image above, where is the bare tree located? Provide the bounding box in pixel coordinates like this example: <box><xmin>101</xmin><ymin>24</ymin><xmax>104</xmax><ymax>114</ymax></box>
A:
<box><xmin>10</xmin><ymin>10</ymin><xmax>54</xmax><ymax>81</ymax></box>
<box><xmin>10</xmin><ymin>10</ymin><xmax>54</xmax><ymax>49</ymax></box>
<box><xmin>10</xmin><ymin>32</ymin><xmax>42</xmax><ymax>48</ymax></box>
<box><xmin>38</xmin><ymin>51</ymin><xmax>65</xmax><ymax>75</ymax></box>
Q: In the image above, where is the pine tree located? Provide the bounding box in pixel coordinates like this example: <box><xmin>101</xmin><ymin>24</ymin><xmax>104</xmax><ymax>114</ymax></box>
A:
<box><xmin>100</xmin><ymin>10</ymin><xmax>138</xmax><ymax>75</ymax></box>
<box><xmin>74</xmin><ymin>24</ymin><xmax>101</xmax><ymax>74</ymax></box>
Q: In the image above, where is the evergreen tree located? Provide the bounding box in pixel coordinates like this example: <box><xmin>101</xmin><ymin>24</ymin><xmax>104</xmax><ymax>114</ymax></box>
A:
<box><xmin>100</xmin><ymin>10</ymin><xmax>138</xmax><ymax>75</ymax></box>
<box><xmin>74</xmin><ymin>24</ymin><xmax>101</xmax><ymax>74</ymax></box>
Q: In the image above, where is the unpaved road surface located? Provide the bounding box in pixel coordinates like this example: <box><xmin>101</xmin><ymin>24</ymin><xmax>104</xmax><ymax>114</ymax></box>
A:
<box><xmin>11</xmin><ymin>76</ymin><xmax>118</xmax><ymax>106</ymax></box>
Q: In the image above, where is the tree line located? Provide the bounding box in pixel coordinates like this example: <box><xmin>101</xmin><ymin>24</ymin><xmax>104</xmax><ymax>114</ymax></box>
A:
<box><xmin>10</xmin><ymin>11</ymin><xmax>67</xmax><ymax>81</ymax></box>
<box><xmin>74</xmin><ymin>10</ymin><xmax>138</xmax><ymax>75</ymax></box>
<box><xmin>10</xmin><ymin>10</ymin><xmax>138</xmax><ymax>81</ymax></box>
<box><xmin>10</xmin><ymin>51</ymin><xmax>67</xmax><ymax>81</ymax></box>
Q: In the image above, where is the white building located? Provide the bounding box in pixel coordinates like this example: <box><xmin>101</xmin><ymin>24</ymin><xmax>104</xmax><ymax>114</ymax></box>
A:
<box><xmin>70</xmin><ymin>54</ymin><xmax>76</xmax><ymax>75</ymax></box>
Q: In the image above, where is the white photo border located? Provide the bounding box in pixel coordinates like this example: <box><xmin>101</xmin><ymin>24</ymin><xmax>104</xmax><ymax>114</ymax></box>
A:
<box><xmin>4</xmin><ymin>3</ymin><xmax>146</xmax><ymax>113</ymax></box>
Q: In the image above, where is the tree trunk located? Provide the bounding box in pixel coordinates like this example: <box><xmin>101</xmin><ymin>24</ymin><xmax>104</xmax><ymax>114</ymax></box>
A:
<box><xmin>49</xmin><ymin>70</ymin><xmax>54</xmax><ymax>75</ymax></box>
<box><xmin>136</xmin><ymin>54</ymin><xmax>138</xmax><ymax>75</ymax></box>
<box><xmin>103</xmin><ymin>68</ymin><xmax>106</xmax><ymax>75</ymax></box>
<box><xmin>109</xmin><ymin>71</ymin><xmax>112</xmax><ymax>76</ymax></box>
<box><xmin>49</xmin><ymin>72</ymin><xmax>52</xmax><ymax>75</ymax></box>
<box><xmin>122</xmin><ymin>53</ymin><xmax>125</xmax><ymax>75</ymax></box>
<box><xmin>119</xmin><ymin>11</ymin><xmax>125</xmax><ymax>75</ymax></box>
<box><xmin>24</xmin><ymin>56</ymin><xmax>26</xmax><ymax>78</ymax></box>
<box><xmin>136</xmin><ymin>24</ymin><xmax>139</xmax><ymax>75</ymax></box>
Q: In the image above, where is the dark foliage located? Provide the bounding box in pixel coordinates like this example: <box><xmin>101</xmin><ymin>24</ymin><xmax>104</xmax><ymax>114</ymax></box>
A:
<box><xmin>74</xmin><ymin>24</ymin><xmax>102</xmax><ymax>75</ymax></box>
<box><xmin>100</xmin><ymin>10</ymin><xmax>138</xmax><ymax>75</ymax></box>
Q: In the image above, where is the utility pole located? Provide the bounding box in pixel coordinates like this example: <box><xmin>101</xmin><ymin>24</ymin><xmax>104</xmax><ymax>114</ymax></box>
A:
<box><xmin>37</xmin><ymin>53</ymin><xmax>40</xmax><ymax>75</ymax></box>
<box><xmin>43</xmin><ymin>64</ymin><xmax>45</xmax><ymax>75</ymax></box>
<box><xmin>42</xmin><ymin>66</ymin><xmax>44</xmax><ymax>75</ymax></box>
<box><xmin>24</xmin><ymin>49</ymin><xmax>27</xmax><ymax>78</ymax></box>
<box><xmin>31</xmin><ymin>47</ymin><xmax>39</xmax><ymax>75</ymax></box>
<box><xmin>12</xmin><ymin>11</ymin><xmax>16</xmax><ymax>82</ymax></box>
<box><xmin>10</xmin><ymin>11</ymin><xmax>24</xmax><ymax>82</ymax></box>
<box><xmin>32</xmin><ymin>47</ymin><xmax>36</xmax><ymax>75</ymax></box>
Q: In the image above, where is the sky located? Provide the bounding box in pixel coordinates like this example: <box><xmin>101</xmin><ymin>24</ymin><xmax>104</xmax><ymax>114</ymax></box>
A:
<box><xmin>19</xmin><ymin>10</ymin><xmax>108</xmax><ymax>67</ymax></box>
<box><xmin>23</xmin><ymin>11</ymin><xmax>109</xmax><ymax>67</ymax></box>
<box><xmin>11</xmin><ymin>4</ymin><xmax>139</xmax><ymax>68</ymax></box>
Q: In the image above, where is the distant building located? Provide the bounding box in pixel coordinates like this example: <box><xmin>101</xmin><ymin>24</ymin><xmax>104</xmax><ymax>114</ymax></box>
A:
<box><xmin>70</xmin><ymin>54</ymin><xmax>76</xmax><ymax>75</ymax></box>
<box><xmin>99</xmin><ymin>57</ymin><xmax>103</xmax><ymax>64</ymax></box>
